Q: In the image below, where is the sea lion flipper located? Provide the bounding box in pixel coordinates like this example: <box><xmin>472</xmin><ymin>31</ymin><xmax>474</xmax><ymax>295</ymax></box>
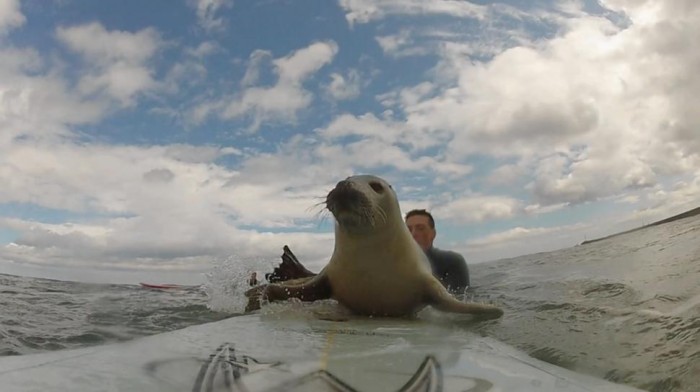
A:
<box><xmin>266</xmin><ymin>271</ymin><xmax>332</xmax><ymax>302</ymax></box>
<box><xmin>244</xmin><ymin>272</ymin><xmax>332</xmax><ymax>312</ymax></box>
<box><xmin>425</xmin><ymin>280</ymin><xmax>504</xmax><ymax>320</ymax></box>
<box><xmin>265</xmin><ymin>245</ymin><xmax>317</xmax><ymax>283</ymax></box>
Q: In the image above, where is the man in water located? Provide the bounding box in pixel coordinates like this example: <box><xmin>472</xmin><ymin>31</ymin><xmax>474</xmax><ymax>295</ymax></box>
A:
<box><xmin>405</xmin><ymin>209</ymin><xmax>470</xmax><ymax>295</ymax></box>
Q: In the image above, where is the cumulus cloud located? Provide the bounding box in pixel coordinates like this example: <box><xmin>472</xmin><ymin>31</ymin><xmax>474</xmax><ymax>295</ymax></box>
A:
<box><xmin>0</xmin><ymin>0</ymin><xmax>23</xmax><ymax>36</ymax></box>
<box><xmin>0</xmin><ymin>138</ymin><xmax>338</xmax><ymax>274</ymax></box>
<box><xmin>241</xmin><ymin>49</ymin><xmax>272</xmax><ymax>87</ymax></box>
<box><xmin>338</xmin><ymin>0</ymin><xmax>486</xmax><ymax>26</ymax></box>
<box><xmin>467</xmin><ymin>226</ymin><xmax>563</xmax><ymax>249</ymax></box>
<box><xmin>56</xmin><ymin>22</ymin><xmax>162</xmax><ymax>106</ymax></box>
<box><xmin>458</xmin><ymin>221</ymin><xmax>593</xmax><ymax>263</ymax></box>
<box><xmin>187</xmin><ymin>41</ymin><xmax>220</xmax><ymax>58</ymax></box>
<box><xmin>189</xmin><ymin>0</ymin><xmax>233</xmax><ymax>32</ymax></box>
<box><xmin>432</xmin><ymin>195</ymin><xmax>521</xmax><ymax>224</ymax></box>
<box><xmin>315</xmin><ymin>113</ymin><xmax>471</xmax><ymax>177</ymax></box>
<box><xmin>0</xmin><ymin>48</ymin><xmax>106</xmax><ymax>144</ymax></box>
<box><xmin>1</xmin><ymin>216</ymin><xmax>335</xmax><ymax>274</ymax></box>
<box><xmin>375</xmin><ymin>30</ymin><xmax>433</xmax><ymax>58</ymax></box>
<box><xmin>331</xmin><ymin>0</ymin><xmax>700</xmax><ymax>213</ymax></box>
<box><xmin>377</xmin><ymin>1</ymin><xmax>700</xmax><ymax>210</ymax></box>
<box><xmin>486</xmin><ymin>163</ymin><xmax>527</xmax><ymax>187</ymax></box>
<box><xmin>191</xmin><ymin>41</ymin><xmax>339</xmax><ymax>131</ymax></box>
<box><xmin>325</xmin><ymin>69</ymin><xmax>362</xmax><ymax>101</ymax></box>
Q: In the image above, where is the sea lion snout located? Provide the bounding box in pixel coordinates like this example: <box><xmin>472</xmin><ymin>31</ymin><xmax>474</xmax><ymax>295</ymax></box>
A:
<box><xmin>326</xmin><ymin>181</ymin><xmax>368</xmax><ymax>213</ymax></box>
<box><xmin>334</xmin><ymin>179</ymin><xmax>352</xmax><ymax>191</ymax></box>
<box><xmin>326</xmin><ymin>179</ymin><xmax>375</xmax><ymax>230</ymax></box>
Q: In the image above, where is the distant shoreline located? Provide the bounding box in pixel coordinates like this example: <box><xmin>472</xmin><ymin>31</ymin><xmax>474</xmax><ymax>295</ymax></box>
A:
<box><xmin>580</xmin><ymin>206</ymin><xmax>700</xmax><ymax>245</ymax></box>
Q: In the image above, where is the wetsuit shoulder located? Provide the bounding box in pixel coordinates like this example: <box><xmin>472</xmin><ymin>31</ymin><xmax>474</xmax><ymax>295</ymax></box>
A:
<box><xmin>427</xmin><ymin>247</ymin><xmax>470</xmax><ymax>294</ymax></box>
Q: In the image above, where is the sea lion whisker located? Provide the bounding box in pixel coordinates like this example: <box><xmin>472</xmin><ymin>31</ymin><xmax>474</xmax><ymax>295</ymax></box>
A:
<box><xmin>376</xmin><ymin>206</ymin><xmax>388</xmax><ymax>225</ymax></box>
<box><xmin>366</xmin><ymin>211</ymin><xmax>376</xmax><ymax>227</ymax></box>
<box><xmin>312</xmin><ymin>209</ymin><xmax>331</xmax><ymax>227</ymax></box>
<box><xmin>306</xmin><ymin>200</ymin><xmax>327</xmax><ymax>214</ymax></box>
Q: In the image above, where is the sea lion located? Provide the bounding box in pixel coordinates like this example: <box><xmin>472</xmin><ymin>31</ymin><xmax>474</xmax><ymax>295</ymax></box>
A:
<box><xmin>246</xmin><ymin>174</ymin><xmax>503</xmax><ymax>319</ymax></box>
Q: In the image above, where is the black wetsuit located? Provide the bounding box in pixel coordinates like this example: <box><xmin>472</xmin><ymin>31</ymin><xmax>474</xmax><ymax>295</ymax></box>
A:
<box><xmin>425</xmin><ymin>247</ymin><xmax>470</xmax><ymax>294</ymax></box>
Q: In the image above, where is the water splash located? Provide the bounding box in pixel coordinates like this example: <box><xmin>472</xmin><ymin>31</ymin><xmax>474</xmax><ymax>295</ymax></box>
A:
<box><xmin>203</xmin><ymin>254</ymin><xmax>272</xmax><ymax>313</ymax></box>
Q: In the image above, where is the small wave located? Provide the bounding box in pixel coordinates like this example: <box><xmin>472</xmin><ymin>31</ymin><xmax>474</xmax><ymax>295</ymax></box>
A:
<box><xmin>0</xmin><ymin>274</ymin><xmax>229</xmax><ymax>356</ymax></box>
<box><xmin>582</xmin><ymin>282</ymin><xmax>632</xmax><ymax>298</ymax></box>
<box><xmin>525</xmin><ymin>345</ymin><xmax>577</xmax><ymax>370</ymax></box>
<box><xmin>64</xmin><ymin>332</ymin><xmax>109</xmax><ymax>344</ymax></box>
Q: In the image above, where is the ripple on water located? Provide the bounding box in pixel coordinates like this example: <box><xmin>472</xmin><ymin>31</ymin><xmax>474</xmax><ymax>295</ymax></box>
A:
<box><xmin>582</xmin><ymin>282</ymin><xmax>634</xmax><ymax>299</ymax></box>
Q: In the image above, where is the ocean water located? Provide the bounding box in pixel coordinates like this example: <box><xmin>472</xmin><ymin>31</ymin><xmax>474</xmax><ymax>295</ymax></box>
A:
<box><xmin>471</xmin><ymin>215</ymin><xmax>700</xmax><ymax>392</ymax></box>
<box><xmin>1</xmin><ymin>215</ymin><xmax>699</xmax><ymax>391</ymax></box>
<box><xmin>0</xmin><ymin>277</ymin><xmax>230</xmax><ymax>356</ymax></box>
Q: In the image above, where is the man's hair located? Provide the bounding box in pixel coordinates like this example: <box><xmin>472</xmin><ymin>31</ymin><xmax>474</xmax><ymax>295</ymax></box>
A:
<box><xmin>405</xmin><ymin>209</ymin><xmax>435</xmax><ymax>229</ymax></box>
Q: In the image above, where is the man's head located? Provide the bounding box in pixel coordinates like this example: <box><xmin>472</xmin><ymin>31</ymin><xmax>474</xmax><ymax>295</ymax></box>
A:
<box><xmin>405</xmin><ymin>209</ymin><xmax>436</xmax><ymax>251</ymax></box>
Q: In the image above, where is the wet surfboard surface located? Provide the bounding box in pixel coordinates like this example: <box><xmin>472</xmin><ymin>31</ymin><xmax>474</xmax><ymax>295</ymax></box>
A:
<box><xmin>0</xmin><ymin>312</ymin><xmax>641</xmax><ymax>391</ymax></box>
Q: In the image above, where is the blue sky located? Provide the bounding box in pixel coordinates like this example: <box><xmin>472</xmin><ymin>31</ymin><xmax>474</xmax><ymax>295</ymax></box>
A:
<box><xmin>1</xmin><ymin>0</ymin><xmax>699</xmax><ymax>284</ymax></box>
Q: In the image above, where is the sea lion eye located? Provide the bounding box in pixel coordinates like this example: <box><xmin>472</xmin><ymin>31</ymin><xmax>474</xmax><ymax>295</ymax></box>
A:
<box><xmin>369</xmin><ymin>181</ymin><xmax>384</xmax><ymax>193</ymax></box>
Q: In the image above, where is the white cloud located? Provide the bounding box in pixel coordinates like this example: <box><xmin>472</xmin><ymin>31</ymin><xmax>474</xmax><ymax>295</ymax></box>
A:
<box><xmin>529</xmin><ymin>150</ymin><xmax>657</xmax><ymax>205</ymax></box>
<box><xmin>378</xmin><ymin>82</ymin><xmax>435</xmax><ymax>109</ymax></box>
<box><xmin>374</xmin><ymin>30</ymin><xmax>433</xmax><ymax>58</ymax></box>
<box><xmin>0</xmin><ymin>137</ymin><xmax>340</xmax><ymax>276</ymax></box>
<box><xmin>0</xmin><ymin>0</ymin><xmax>24</xmax><ymax>36</ymax></box>
<box><xmin>376</xmin><ymin>1</ymin><xmax>700</xmax><ymax>209</ymax></box>
<box><xmin>221</xmin><ymin>83</ymin><xmax>313</xmax><ymax>130</ymax></box>
<box><xmin>189</xmin><ymin>0</ymin><xmax>233</xmax><ymax>32</ymax></box>
<box><xmin>191</xmin><ymin>41</ymin><xmax>339</xmax><ymax>131</ymax></box>
<box><xmin>319</xmin><ymin>113</ymin><xmax>403</xmax><ymax>143</ymax></box>
<box><xmin>339</xmin><ymin>0</ymin><xmax>487</xmax><ymax>26</ymax></box>
<box><xmin>325</xmin><ymin>69</ymin><xmax>362</xmax><ymax>100</ymax></box>
<box><xmin>1</xmin><ymin>216</ymin><xmax>335</xmax><ymax>276</ymax></box>
<box><xmin>432</xmin><ymin>195</ymin><xmax>521</xmax><ymax>224</ymax></box>
<box><xmin>629</xmin><ymin>172</ymin><xmax>700</xmax><ymax>222</ymax></box>
<box><xmin>375</xmin><ymin>30</ymin><xmax>410</xmax><ymax>55</ymax></box>
<box><xmin>467</xmin><ymin>226</ymin><xmax>562</xmax><ymax>249</ymax></box>
<box><xmin>187</xmin><ymin>41</ymin><xmax>220</xmax><ymax>58</ymax></box>
<box><xmin>163</xmin><ymin>60</ymin><xmax>208</xmax><ymax>94</ymax></box>
<box><xmin>241</xmin><ymin>49</ymin><xmax>272</xmax><ymax>87</ymax></box>
<box><xmin>315</xmin><ymin>113</ymin><xmax>471</xmax><ymax>177</ymax></box>
<box><xmin>56</xmin><ymin>22</ymin><xmax>162</xmax><ymax>106</ymax></box>
<box><xmin>486</xmin><ymin>163</ymin><xmax>527</xmax><ymax>187</ymax></box>
<box><xmin>524</xmin><ymin>202</ymin><xmax>568</xmax><ymax>216</ymax></box>
<box><xmin>460</xmin><ymin>222</ymin><xmax>591</xmax><ymax>263</ymax></box>
<box><xmin>160</xmin><ymin>43</ymin><xmax>220</xmax><ymax>97</ymax></box>
<box><xmin>273</xmin><ymin>41</ymin><xmax>339</xmax><ymax>84</ymax></box>
<box><xmin>0</xmin><ymin>48</ymin><xmax>106</xmax><ymax>144</ymax></box>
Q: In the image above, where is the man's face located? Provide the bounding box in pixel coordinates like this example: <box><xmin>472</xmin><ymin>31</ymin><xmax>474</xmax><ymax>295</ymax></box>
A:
<box><xmin>406</xmin><ymin>215</ymin><xmax>436</xmax><ymax>252</ymax></box>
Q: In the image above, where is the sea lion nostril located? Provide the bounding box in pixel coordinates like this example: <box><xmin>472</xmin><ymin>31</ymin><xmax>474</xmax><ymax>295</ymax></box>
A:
<box><xmin>369</xmin><ymin>181</ymin><xmax>384</xmax><ymax>193</ymax></box>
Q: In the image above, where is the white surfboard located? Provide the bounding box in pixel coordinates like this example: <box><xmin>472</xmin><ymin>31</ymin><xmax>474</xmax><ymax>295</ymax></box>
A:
<box><xmin>0</xmin><ymin>310</ymin><xmax>641</xmax><ymax>392</ymax></box>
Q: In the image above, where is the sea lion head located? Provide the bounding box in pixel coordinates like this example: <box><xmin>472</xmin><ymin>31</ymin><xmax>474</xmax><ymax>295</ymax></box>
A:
<box><xmin>326</xmin><ymin>175</ymin><xmax>398</xmax><ymax>234</ymax></box>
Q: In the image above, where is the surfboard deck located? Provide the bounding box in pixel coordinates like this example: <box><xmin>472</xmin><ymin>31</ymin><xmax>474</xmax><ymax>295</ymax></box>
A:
<box><xmin>0</xmin><ymin>310</ymin><xmax>641</xmax><ymax>391</ymax></box>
